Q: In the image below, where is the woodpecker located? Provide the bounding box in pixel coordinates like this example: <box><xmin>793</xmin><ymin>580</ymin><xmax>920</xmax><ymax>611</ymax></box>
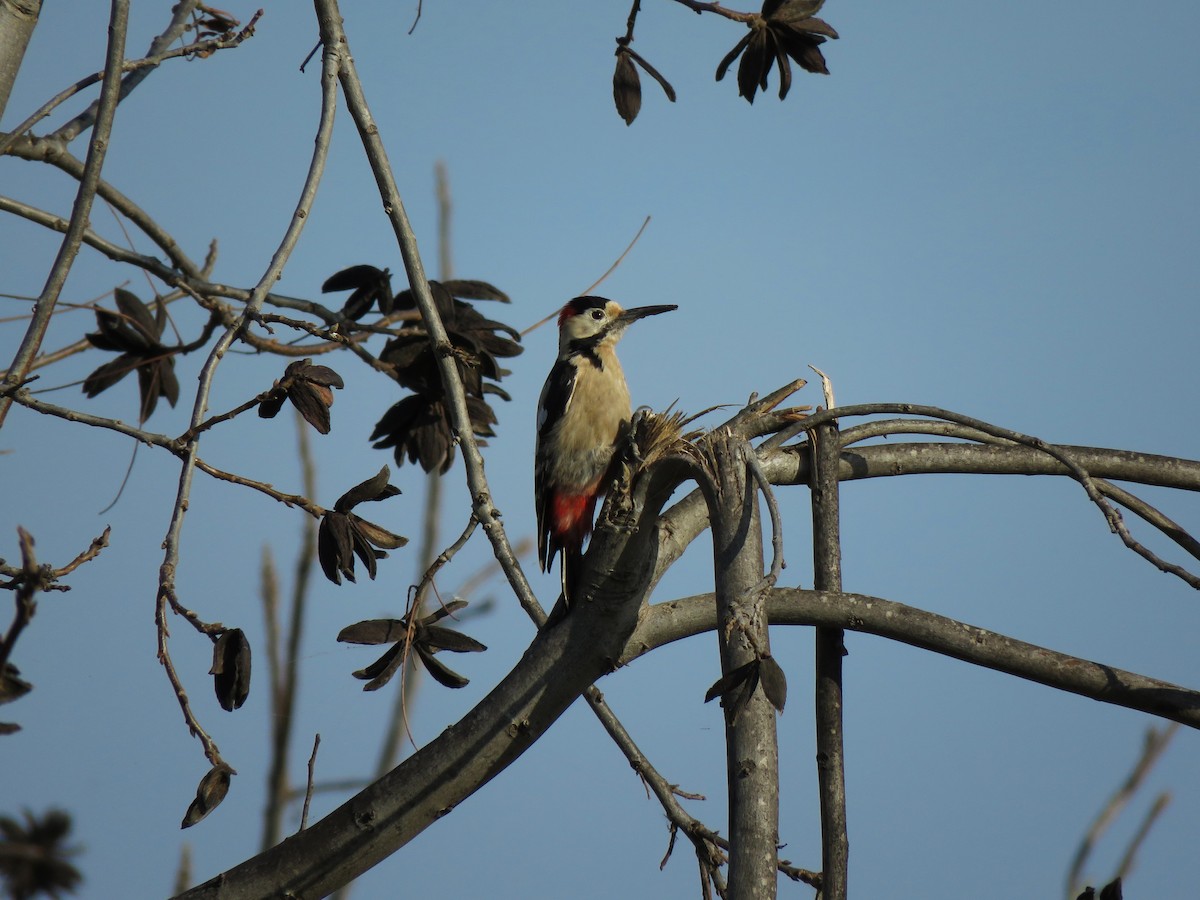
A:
<box><xmin>535</xmin><ymin>296</ymin><xmax>677</xmax><ymax>603</ymax></box>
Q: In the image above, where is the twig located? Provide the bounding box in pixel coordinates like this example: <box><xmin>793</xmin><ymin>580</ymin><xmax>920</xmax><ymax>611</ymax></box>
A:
<box><xmin>155</xmin><ymin>18</ymin><xmax>337</xmax><ymax>776</ymax></box>
<box><xmin>375</xmin><ymin>515</ymin><xmax>480</xmax><ymax>773</ymax></box>
<box><xmin>841</xmin><ymin>418</ymin><xmax>1200</xmax><ymax>566</ymax></box>
<box><xmin>0</xmin><ymin>529</ymin><xmax>42</xmax><ymax>674</ymax></box>
<box><xmin>746</xmin><ymin>451</ymin><xmax>785</xmax><ymax>589</ymax></box>
<box><xmin>520</xmin><ymin>215</ymin><xmax>652</xmax><ymax>338</ymax></box>
<box><xmin>317</xmin><ymin>0</ymin><xmax>543</xmax><ymax>622</ymax></box>
<box><xmin>193</xmin><ymin>459</ymin><xmax>325</xmax><ymax>517</ymax></box>
<box><xmin>1114</xmin><ymin>792</ymin><xmax>1170</xmax><ymax>884</ymax></box>
<box><xmin>50</xmin><ymin>526</ymin><xmax>112</xmax><ymax>577</ymax></box>
<box><xmin>377</xmin><ymin>161</ymin><xmax>458</xmax><ymax>773</ymax></box>
<box><xmin>0</xmin><ymin>9</ymin><xmax>262</xmax><ymax>156</ymax></box>
<box><xmin>301</xmin><ymin>733</ymin><xmax>321</xmax><ymax>832</ymax></box>
<box><xmin>579</xmin><ymin>215</ymin><xmax>652</xmax><ymax>297</ymax></box>
<box><xmin>764</xmin><ymin>402</ymin><xmax>1200</xmax><ymax>590</ymax></box>
<box><xmin>0</xmin><ymin>0</ymin><xmax>130</xmax><ymax>430</ymax></box>
<box><xmin>3</xmin><ymin>139</ymin><xmax>206</xmax><ymax>277</ymax></box>
<box><xmin>1066</xmin><ymin>723</ymin><xmax>1178</xmax><ymax>898</ymax></box>
<box><xmin>670</xmin><ymin>0</ymin><xmax>758</xmax><ymax>23</ymax></box>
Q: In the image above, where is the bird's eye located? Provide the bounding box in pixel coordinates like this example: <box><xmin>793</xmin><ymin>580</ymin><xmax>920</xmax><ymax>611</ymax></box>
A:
<box><xmin>590</xmin><ymin>309</ymin><xmax>604</xmax><ymax>320</ymax></box>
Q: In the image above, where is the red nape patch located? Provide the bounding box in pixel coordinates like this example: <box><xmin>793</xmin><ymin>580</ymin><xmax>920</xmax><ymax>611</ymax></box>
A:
<box><xmin>551</xmin><ymin>491</ymin><xmax>600</xmax><ymax>543</ymax></box>
<box><xmin>558</xmin><ymin>296</ymin><xmax>609</xmax><ymax>326</ymax></box>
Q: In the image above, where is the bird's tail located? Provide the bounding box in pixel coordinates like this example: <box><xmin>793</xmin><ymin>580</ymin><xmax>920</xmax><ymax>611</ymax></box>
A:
<box><xmin>560</xmin><ymin>543</ymin><xmax>583</xmax><ymax>606</ymax></box>
<box><xmin>543</xmin><ymin>543</ymin><xmax>584</xmax><ymax>629</ymax></box>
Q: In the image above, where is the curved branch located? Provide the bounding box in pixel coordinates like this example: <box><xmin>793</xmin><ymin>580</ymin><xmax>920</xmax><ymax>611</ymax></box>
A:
<box><xmin>315</xmin><ymin>0</ymin><xmax>542</xmax><ymax>619</ymax></box>
<box><xmin>175</xmin><ymin>535</ymin><xmax>655</xmax><ymax>898</ymax></box>
<box><xmin>49</xmin><ymin>0</ymin><xmax>199</xmax><ymax>144</ymax></box>
<box><xmin>0</xmin><ymin>0</ymin><xmax>130</xmax><ymax>430</ymax></box>
<box><xmin>0</xmin><ymin>9</ymin><xmax>261</xmax><ymax>156</ymax></box>
<box><xmin>768</xmin><ymin>440</ymin><xmax>1200</xmax><ymax>587</ymax></box>
<box><xmin>154</xmin><ymin>19</ymin><xmax>338</xmax><ymax>774</ymax></box>
<box><xmin>630</xmin><ymin>589</ymin><xmax>1200</xmax><ymax>729</ymax></box>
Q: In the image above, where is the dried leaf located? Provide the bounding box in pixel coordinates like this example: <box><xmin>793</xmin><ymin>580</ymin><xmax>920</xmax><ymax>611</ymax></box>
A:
<box><xmin>181</xmin><ymin>764</ymin><xmax>232</xmax><ymax>828</ymax></box>
<box><xmin>353</xmin><ymin>642</ymin><xmax>406</xmax><ymax>691</ymax></box>
<box><xmin>318</xmin><ymin>512</ymin><xmax>356</xmax><ymax>584</ymax></box>
<box><xmin>351</xmin><ymin>515</ymin><xmax>409</xmax><ymax>550</ymax></box>
<box><xmin>416</xmin><ymin>644</ymin><xmax>470</xmax><ymax>688</ymax></box>
<box><xmin>210</xmin><ymin>628</ymin><xmax>251</xmax><ymax>711</ymax></box>
<box><xmin>716</xmin><ymin>31</ymin><xmax>753</xmax><ymax>82</ymax></box>
<box><xmin>614</xmin><ymin>51</ymin><xmax>641</xmax><ymax>125</ymax></box>
<box><xmin>0</xmin><ymin>664</ymin><xmax>32</xmax><ymax>705</ymax></box>
<box><xmin>759</xmin><ymin>655</ymin><xmax>787</xmax><ymax>712</ymax></box>
<box><xmin>335</xmin><ymin>466</ymin><xmax>398</xmax><ymax>511</ymax></box>
<box><xmin>337</xmin><ymin>618</ymin><xmax>407</xmax><ymax>645</ymax></box>
<box><xmin>439</xmin><ymin>279</ymin><xmax>511</xmax><ymax>303</ymax></box>
<box><xmin>737</xmin><ymin>28</ymin><xmax>771</xmax><ymax>102</ymax></box>
<box><xmin>421</xmin><ymin>624</ymin><xmax>487</xmax><ymax>654</ymax></box>
<box><xmin>704</xmin><ymin>660</ymin><xmax>759</xmax><ymax>704</ymax></box>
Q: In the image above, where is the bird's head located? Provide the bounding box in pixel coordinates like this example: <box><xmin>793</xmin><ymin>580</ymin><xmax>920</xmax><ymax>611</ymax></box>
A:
<box><xmin>556</xmin><ymin>296</ymin><xmax>676</xmax><ymax>353</ymax></box>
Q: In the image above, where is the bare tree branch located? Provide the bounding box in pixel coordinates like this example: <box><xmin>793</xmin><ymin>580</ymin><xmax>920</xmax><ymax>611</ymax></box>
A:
<box><xmin>809</xmin><ymin>418</ymin><xmax>848</xmax><ymax>900</ymax></box>
<box><xmin>0</xmin><ymin>0</ymin><xmax>130</xmax><ymax>430</ymax></box>
<box><xmin>630</xmin><ymin>590</ymin><xmax>1200</xmax><ymax>729</ymax></box>
<box><xmin>315</xmin><ymin>0</ymin><xmax>543</xmax><ymax>621</ymax></box>
<box><xmin>0</xmin><ymin>0</ymin><xmax>42</xmax><ymax>124</ymax></box>
<box><xmin>154</xmin><ymin>17</ymin><xmax>338</xmax><ymax>778</ymax></box>
<box><xmin>703</xmin><ymin>428</ymin><xmax>779</xmax><ymax>899</ymax></box>
<box><xmin>1066</xmin><ymin>723</ymin><xmax>1178</xmax><ymax>897</ymax></box>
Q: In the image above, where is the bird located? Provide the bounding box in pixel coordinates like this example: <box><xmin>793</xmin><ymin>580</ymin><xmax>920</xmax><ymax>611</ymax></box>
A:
<box><xmin>535</xmin><ymin>295</ymin><xmax>677</xmax><ymax>604</ymax></box>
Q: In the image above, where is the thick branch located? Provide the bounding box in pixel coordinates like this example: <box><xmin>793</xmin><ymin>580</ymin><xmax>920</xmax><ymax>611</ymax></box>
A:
<box><xmin>810</xmin><ymin>420</ymin><xmax>848</xmax><ymax>900</ymax></box>
<box><xmin>629</xmin><ymin>590</ymin><xmax>1200</xmax><ymax>729</ymax></box>
<box><xmin>0</xmin><ymin>0</ymin><xmax>41</xmax><ymax>123</ymax></box>
<box><xmin>175</xmin><ymin>531</ymin><xmax>656</xmax><ymax>898</ymax></box>
<box><xmin>705</xmin><ymin>429</ymin><xmax>779</xmax><ymax>900</ymax></box>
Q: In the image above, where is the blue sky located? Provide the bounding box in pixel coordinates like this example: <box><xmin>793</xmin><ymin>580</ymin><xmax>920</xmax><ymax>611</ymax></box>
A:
<box><xmin>2</xmin><ymin>1</ymin><xmax>1198</xmax><ymax>898</ymax></box>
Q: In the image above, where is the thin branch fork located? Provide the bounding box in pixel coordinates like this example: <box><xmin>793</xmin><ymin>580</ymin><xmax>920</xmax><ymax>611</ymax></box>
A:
<box><xmin>0</xmin><ymin>0</ymin><xmax>130</xmax><ymax>431</ymax></box>
<box><xmin>154</xmin><ymin>10</ymin><xmax>339</xmax><ymax>787</ymax></box>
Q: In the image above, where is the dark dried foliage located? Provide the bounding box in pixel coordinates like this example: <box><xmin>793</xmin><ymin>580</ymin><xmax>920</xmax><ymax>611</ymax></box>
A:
<box><xmin>181</xmin><ymin>765</ymin><xmax>233</xmax><ymax>829</ymax></box>
<box><xmin>0</xmin><ymin>663</ymin><xmax>29</xmax><ymax>734</ymax></box>
<box><xmin>716</xmin><ymin>0</ymin><xmax>838</xmax><ymax>103</ymax></box>
<box><xmin>758</xmin><ymin>654</ymin><xmax>787</xmax><ymax>712</ymax></box>
<box><xmin>704</xmin><ymin>659</ymin><xmax>762</xmax><ymax>723</ymax></box>
<box><xmin>366</xmin><ymin>277</ymin><xmax>521</xmax><ymax>473</ymax></box>
<box><xmin>0</xmin><ymin>664</ymin><xmax>32</xmax><ymax>707</ymax></box>
<box><xmin>210</xmin><ymin>628</ymin><xmax>251</xmax><ymax>712</ymax></box>
<box><xmin>613</xmin><ymin>45</ymin><xmax>676</xmax><ymax>126</ymax></box>
<box><xmin>0</xmin><ymin>808</ymin><xmax>81</xmax><ymax>899</ymax></box>
<box><xmin>82</xmin><ymin>289</ymin><xmax>179</xmax><ymax>422</ymax></box>
<box><xmin>338</xmin><ymin>599</ymin><xmax>486</xmax><ymax>691</ymax></box>
<box><xmin>317</xmin><ymin>467</ymin><xmax>408</xmax><ymax>586</ymax></box>
<box><xmin>258</xmin><ymin>358</ymin><xmax>344</xmax><ymax>434</ymax></box>
<box><xmin>705</xmin><ymin>655</ymin><xmax>787</xmax><ymax>717</ymax></box>
<box><xmin>322</xmin><ymin>264</ymin><xmax>394</xmax><ymax>320</ymax></box>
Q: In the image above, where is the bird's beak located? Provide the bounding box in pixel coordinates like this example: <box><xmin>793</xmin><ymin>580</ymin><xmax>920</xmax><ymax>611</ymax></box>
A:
<box><xmin>616</xmin><ymin>304</ymin><xmax>677</xmax><ymax>326</ymax></box>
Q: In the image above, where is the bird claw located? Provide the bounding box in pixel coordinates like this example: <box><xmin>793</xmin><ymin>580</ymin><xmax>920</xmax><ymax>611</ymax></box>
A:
<box><xmin>599</xmin><ymin>502</ymin><xmax>639</xmax><ymax>533</ymax></box>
